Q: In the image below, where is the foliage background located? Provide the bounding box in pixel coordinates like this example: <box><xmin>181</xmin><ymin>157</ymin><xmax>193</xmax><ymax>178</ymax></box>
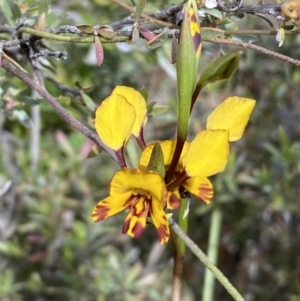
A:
<box><xmin>1</xmin><ymin>0</ymin><xmax>300</xmax><ymax>300</ymax></box>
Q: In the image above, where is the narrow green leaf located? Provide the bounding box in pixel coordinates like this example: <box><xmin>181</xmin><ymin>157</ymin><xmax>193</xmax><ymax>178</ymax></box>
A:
<box><xmin>76</xmin><ymin>24</ymin><xmax>94</xmax><ymax>34</ymax></box>
<box><xmin>135</xmin><ymin>0</ymin><xmax>147</xmax><ymax>23</ymax></box>
<box><xmin>97</xmin><ymin>26</ymin><xmax>115</xmax><ymax>40</ymax></box>
<box><xmin>146</xmin><ymin>28</ymin><xmax>169</xmax><ymax>49</ymax></box>
<box><xmin>148</xmin><ymin>105</ymin><xmax>169</xmax><ymax>117</ymax></box>
<box><xmin>139</xmin><ymin>87</ymin><xmax>148</xmax><ymax>101</ymax></box>
<box><xmin>195</xmin><ymin>51</ymin><xmax>241</xmax><ymax>92</ymax></box>
<box><xmin>82</xmin><ymin>93</ymin><xmax>96</xmax><ymax>111</ymax></box>
<box><xmin>146</xmin><ymin>142</ymin><xmax>165</xmax><ymax>178</ymax></box>
<box><xmin>202</xmin><ymin>27</ymin><xmax>225</xmax><ymax>39</ymax></box>
<box><xmin>169</xmin><ymin>34</ymin><xmax>178</xmax><ymax>64</ymax></box>
<box><xmin>0</xmin><ymin>0</ymin><xmax>14</xmax><ymax>26</ymax></box>
<box><xmin>132</xmin><ymin>24</ymin><xmax>140</xmax><ymax>43</ymax></box>
<box><xmin>201</xmin><ymin>8</ymin><xmax>223</xmax><ymax>19</ymax></box>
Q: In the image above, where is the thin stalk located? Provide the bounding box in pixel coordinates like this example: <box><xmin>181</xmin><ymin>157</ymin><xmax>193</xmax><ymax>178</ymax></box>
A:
<box><xmin>169</xmin><ymin>217</ymin><xmax>245</xmax><ymax>301</ymax></box>
<box><xmin>171</xmin><ymin>198</ymin><xmax>188</xmax><ymax>301</ymax></box>
<box><xmin>202</xmin><ymin>206</ymin><xmax>223</xmax><ymax>301</ymax></box>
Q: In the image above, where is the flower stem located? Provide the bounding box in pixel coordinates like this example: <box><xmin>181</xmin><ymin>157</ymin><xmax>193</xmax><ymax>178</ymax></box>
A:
<box><xmin>202</xmin><ymin>206</ymin><xmax>223</xmax><ymax>301</ymax></box>
<box><xmin>171</xmin><ymin>198</ymin><xmax>188</xmax><ymax>301</ymax></box>
<box><xmin>169</xmin><ymin>217</ymin><xmax>245</xmax><ymax>301</ymax></box>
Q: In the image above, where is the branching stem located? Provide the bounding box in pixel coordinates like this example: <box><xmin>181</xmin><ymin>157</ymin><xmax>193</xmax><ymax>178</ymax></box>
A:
<box><xmin>1</xmin><ymin>60</ymin><xmax>118</xmax><ymax>163</ymax></box>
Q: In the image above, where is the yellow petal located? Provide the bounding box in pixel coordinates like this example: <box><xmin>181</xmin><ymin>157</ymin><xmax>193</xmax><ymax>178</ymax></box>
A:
<box><xmin>139</xmin><ymin>140</ymin><xmax>190</xmax><ymax>170</ymax></box>
<box><xmin>183</xmin><ymin>130</ymin><xmax>229</xmax><ymax>177</ymax></box>
<box><xmin>183</xmin><ymin>177</ymin><xmax>213</xmax><ymax>204</ymax></box>
<box><xmin>150</xmin><ymin>197</ymin><xmax>170</xmax><ymax>244</ymax></box>
<box><xmin>110</xmin><ymin>168</ymin><xmax>166</xmax><ymax>205</ymax></box>
<box><xmin>92</xmin><ymin>192</ymin><xmax>132</xmax><ymax>222</ymax></box>
<box><xmin>113</xmin><ymin>86</ymin><xmax>147</xmax><ymax>137</ymax></box>
<box><xmin>206</xmin><ymin>97</ymin><xmax>256</xmax><ymax>141</ymax></box>
<box><xmin>95</xmin><ymin>92</ymin><xmax>136</xmax><ymax>150</ymax></box>
<box><xmin>122</xmin><ymin>196</ymin><xmax>149</xmax><ymax>238</ymax></box>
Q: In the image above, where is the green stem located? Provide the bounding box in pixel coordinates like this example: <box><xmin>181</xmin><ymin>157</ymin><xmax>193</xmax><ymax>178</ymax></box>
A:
<box><xmin>202</xmin><ymin>206</ymin><xmax>223</xmax><ymax>301</ymax></box>
<box><xmin>171</xmin><ymin>198</ymin><xmax>188</xmax><ymax>301</ymax></box>
<box><xmin>169</xmin><ymin>217</ymin><xmax>245</xmax><ymax>301</ymax></box>
<box><xmin>18</xmin><ymin>27</ymin><xmax>130</xmax><ymax>44</ymax></box>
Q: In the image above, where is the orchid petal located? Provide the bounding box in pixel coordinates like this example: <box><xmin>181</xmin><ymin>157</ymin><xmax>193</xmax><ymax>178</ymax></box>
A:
<box><xmin>92</xmin><ymin>192</ymin><xmax>132</xmax><ymax>222</ymax></box>
<box><xmin>113</xmin><ymin>86</ymin><xmax>148</xmax><ymax>137</ymax></box>
<box><xmin>183</xmin><ymin>130</ymin><xmax>229</xmax><ymax>177</ymax></box>
<box><xmin>183</xmin><ymin>177</ymin><xmax>213</xmax><ymax>204</ymax></box>
<box><xmin>207</xmin><ymin>97</ymin><xmax>256</xmax><ymax>141</ymax></box>
<box><xmin>150</xmin><ymin>197</ymin><xmax>170</xmax><ymax>244</ymax></box>
<box><xmin>95</xmin><ymin>93</ymin><xmax>135</xmax><ymax>150</ymax></box>
<box><xmin>110</xmin><ymin>168</ymin><xmax>166</xmax><ymax>204</ymax></box>
<box><xmin>122</xmin><ymin>196</ymin><xmax>149</xmax><ymax>238</ymax></box>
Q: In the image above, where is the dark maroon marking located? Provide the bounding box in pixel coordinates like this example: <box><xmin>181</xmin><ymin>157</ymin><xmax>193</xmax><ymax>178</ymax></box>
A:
<box><xmin>122</xmin><ymin>219</ymin><xmax>130</xmax><ymax>234</ymax></box>
<box><xmin>132</xmin><ymin>222</ymin><xmax>144</xmax><ymax>238</ymax></box>
<box><xmin>190</xmin><ymin>14</ymin><xmax>197</xmax><ymax>22</ymax></box>
<box><xmin>92</xmin><ymin>205</ymin><xmax>109</xmax><ymax>222</ymax></box>
<box><xmin>156</xmin><ymin>224</ymin><xmax>169</xmax><ymax>242</ymax></box>
<box><xmin>193</xmin><ymin>34</ymin><xmax>201</xmax><ymax>52</ymax></box>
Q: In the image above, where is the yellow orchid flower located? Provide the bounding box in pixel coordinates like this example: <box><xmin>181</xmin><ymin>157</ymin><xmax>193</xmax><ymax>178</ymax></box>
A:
<box><xmin>140</xmin><ymin>130</ymin><xmax>229</xmax><ymax>209</ymax></box>
<box><xmin>139</xmin><ymin>97</ymin><xmax>256</xmax><ymax>209</ymax></box>
<box><xmin>92</xmin><ymin>168</ymin><xmax>170</xmax><ymax>244</ymax></box>
<box><xmin>95</xmin><ymin>86</ymin><xmax>147</xmax><ymax>153</ymax></box>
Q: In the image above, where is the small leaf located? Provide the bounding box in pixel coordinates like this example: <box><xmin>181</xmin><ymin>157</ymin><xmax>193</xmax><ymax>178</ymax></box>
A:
<box><xmin>169</xmin><ymin>34</ymin><xmax>178</xmax><ymax>64</ymax></box>
<box><xmin>58</xmin><ymin>95</ymin><xmax>71</xmax><ymax>106</ymax></box>
<box><xmin>146</xmin><ymin>28</ymin><xmax>169</xmax><ymax>49</ymax></box>
<box><xmin>148</xmin><ymin>105</ymin><xmax>169</xmax><ymax>117</ymax></box>
<box><xmin>138</xmin><ymin>27</ymin><xmax>156</xmax><ymax>41</ymax></box>
<box><xmin>202</xmin><ymin>27</ymin><xmax>225</xmax><ymax>39</ymax></box>
<box><xmin>0</xmin><ymin>241</ymin><xmax>23</xmax><ymax>257</ymax></box>
<box><xmin>97</xmin><ymin>26</ymin><xmax>115</xmax><ymax>40</ymax></box>
<box><xmin>202</xmin><ymin>8</ymin><xmax>223</xmax><ymax>19</ymax></box>
<box><xmin>94</xmin><ymin>36</ymin><xmax>104</xmax><ymax>67</ymax></box>
<box><xmin>192</xmin><ymin>51</ymin><xmax>241</xmax><ymax>108</ymax></box>
<box><xmin>139</xmin><ymin>87</ymin><xmax>148</xmax><ymax>101</ymax></box>
<box><xmin>0</xmin><ymin>0</ymin><xmax>14</xmax><ymax>26</ymax></box>
<box><xmin>82</xmin><ymin>92</ymin><xmax>96</xmax><ymax>111</ymax></box>
<box><xmin>196</xmin><ymin>51</ymin><xmax>241</xmax><ymax>90</ymax></box>
<box><xmin>132</xmin><ymin>24</ymin><xmax>140</xmax><ymax>43</ymax></box>
<box><xmin>135</xmin><ymin>0</ymin><xmax>147</xmax><ymax>23</ymax></box>
<box><xmin>146</xmin><ymin>142</ymin><xmax>165</xmax><ymax>178</ymax></box>
<box><xmin>76</xmin><ymin>24</ymin><xmax>94</xmax><ymax>34</ymax></box>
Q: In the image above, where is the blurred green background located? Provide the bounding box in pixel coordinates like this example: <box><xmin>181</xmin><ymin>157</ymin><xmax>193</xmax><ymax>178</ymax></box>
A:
<box><xmin>1</xmin><ymin>1</ymin><xmax>300</xmax><ymax>300</ymax></box>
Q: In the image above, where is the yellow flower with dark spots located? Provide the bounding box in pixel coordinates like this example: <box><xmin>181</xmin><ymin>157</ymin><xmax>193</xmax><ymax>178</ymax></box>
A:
<box><xmin>92</xmin><ymin>168</ymin><xmax>170</xmax><ymax>244</ymax></box>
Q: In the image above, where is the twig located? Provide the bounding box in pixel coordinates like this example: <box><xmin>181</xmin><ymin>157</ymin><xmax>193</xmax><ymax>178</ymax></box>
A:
<box><xmin>168</xmin><ymin>217</ymin><xmax>245</xmax><ymax>301</ymax></box>
<box><xmin>1</xmin><ymin>60</ymin><xmax>118</xmax><ymax>163</ymax></box>
<box><xmin>111</xmin><ymin>0</ymin><xmax>178</xmax><ymax>28</ymax></box>
<box><xmin>204</xmin><ymin>37</ymin><xmax>300</xmax><ymax>67</ymax></box>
